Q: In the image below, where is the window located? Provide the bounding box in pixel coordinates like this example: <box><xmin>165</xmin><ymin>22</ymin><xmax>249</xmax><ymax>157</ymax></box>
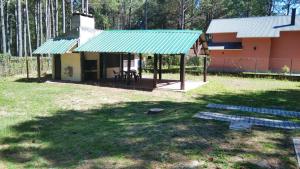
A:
<box><xmin>105</xmin><ymin>54</ymin><xmax>121</xmax><ymax>68</ymax></box>
<box><xmin>123</xmin><ymin>60</ymin><xmax>135</xmax><ymax>67</ymax></box>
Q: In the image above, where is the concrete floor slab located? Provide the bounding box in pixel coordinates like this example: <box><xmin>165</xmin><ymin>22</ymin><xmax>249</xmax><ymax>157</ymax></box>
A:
<box><xmin>157</xmin><ymin>81</ymin><xmax>208</xmax><ymax>92</ymax></box>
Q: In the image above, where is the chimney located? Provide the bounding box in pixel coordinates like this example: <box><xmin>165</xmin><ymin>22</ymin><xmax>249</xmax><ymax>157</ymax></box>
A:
<box><xmin>291</xmin><ymin>8</ymin><xmax>296</xmax><ymax>25</ymax></box>
<box><xmin>71</xmin><ymin>12</ymin><xmax>95</xmax><ymax>30</ymax></box>
<box><xmin>70</xmin><ymin>12</ymin><xmax>101</xmax><ymax>46</ymax></box>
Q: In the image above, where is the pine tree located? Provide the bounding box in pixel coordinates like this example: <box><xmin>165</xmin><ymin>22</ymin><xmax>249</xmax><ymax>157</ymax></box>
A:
<box><xmin>17</xmin><ymin>0</ymin><xmax>22</xmax><ymax>57</ymax></box>
<box><xmin>0</xmin><ymin>0</ymin><xmax>6</xmax><ymax>53</ymax></box>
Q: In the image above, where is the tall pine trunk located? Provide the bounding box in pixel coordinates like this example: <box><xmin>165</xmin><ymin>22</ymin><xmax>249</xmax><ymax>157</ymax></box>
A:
<box><xmin>6</xmin><ymin>1</ymin><xmax>11</xmax><ymax>55</ymax></box>
<box><xmin>86</xmin><ymin>0</ymin><xmax>89</xmax><ymax>14</ymax></box>
<box><xmin>48</xmin><ymin>0</ymin><xmax>52</xmax><ymax>38</ymax></box>
<box><xmin>35</xmin><ymin>1</ymin><xmax>40</xmax><ymax>48</ymax></box>
<box><xmin>39</xmin><ymin>0</ymin><xmax>43</xmax><ymax>44</ymax></box>
<box><xmin>82</xmin><ymin>0</ymin><xmax>84</xmax><ymax>13</ymax></box>
<box><xmin>25</xmin><ymin>0</ymin><xmax>32</xmax><ymax>57</ymax></box>
<box><xmin>70</xmin><ymin>0</ymin><xmax>73</xmax><ymax>30</ymax></box>
<box><xmin>17</xmin><ymin>0</ymin><xmax>22</xmax><ymax>57</ymax></box>
<box><xmin>16</xmin><ymin>3</ymin><xmax>19</xmax><ymax>55</ymax></box>
<box><xmin>55</xmin><ymin>0</ymin><xmax>58</xmax><ymax>36</ymax></box>
<box><xmin>62</xmin><ymin>0</ymin><xmax>66</xmax><ymax>33</ymax></box>
<box><xmin>51</xmin><ymin>0</ymin><xmax>55</xmax><ymax>37</ymax></box>
<box><xmin>179</xmin><ymin>0</ymin><xmax>186</xmax><ymax>30</ymax></box>
<box><xmin>24</xmin><ymin>7</ymin><xmax>27</xmax><ymax>57</ymax></box>
<box><xmin>0</xmin><ymin>0</ymin><xmax>7</xmax><ymax>54</ymax></box>
<box><xmin>45</xmin><ymin>0</ymin><xmax>49</xmax><ymax>40</ymax></box>
<box><xmin>128</xmin><ymin>0</ymin><xmax>132</xmax><ymax>29</ymax></box>
<box><xmin>144</xmin><ymin>0</ymin><xmax>148</xmax><ymax>29</ymax></box>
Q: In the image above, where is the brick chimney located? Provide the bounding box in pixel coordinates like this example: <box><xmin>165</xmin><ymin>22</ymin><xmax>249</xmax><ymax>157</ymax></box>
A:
<box><xmin>70</xmin><ymin>12</ymin><xmax>101</xmax><ymax>46</ymax></box>
<box><xmin>291</xmin><ymin>8</ymin><xmax>296</xmax><ymax>25</ymax></box>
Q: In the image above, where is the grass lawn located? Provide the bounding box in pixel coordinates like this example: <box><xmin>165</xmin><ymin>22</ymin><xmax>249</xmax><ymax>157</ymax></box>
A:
<box><xmin>0</xmin><ymin>74</ymin><xmax>300</xmax><ymax>169</ymax></box>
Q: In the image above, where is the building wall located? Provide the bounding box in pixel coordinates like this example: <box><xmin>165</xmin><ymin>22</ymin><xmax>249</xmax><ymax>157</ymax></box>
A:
<box><xmin>209</xmin><ymin>34</ymin><xmax>271</xmax><ymax>72</ymax></box>
<box><xmin>84</xmin><ymin>52</ymin><xmax>100</xmax><ymax>80</ymax></box>
<box><xmin>61</xmin><ymin>53</ymin><xmax>81</xmax><ymax>81</ymax></box>
<box><xmin>270</xmin><ymin>31</ymin><xmax>300</xmax><ymax>73</ymax></box>
<box><xmin>212</xmin><ymin>33</ymin><xmax>241</xmax><ymax>43</ymax></box>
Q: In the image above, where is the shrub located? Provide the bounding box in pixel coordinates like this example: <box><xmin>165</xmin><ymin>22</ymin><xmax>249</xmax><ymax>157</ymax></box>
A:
<box><xmin>281</xmin><ymin>65</ymin><xmax>290</xmax><ymax>74</ymax></box>
<box><xmin>0</xmin><ymin>54</ymin><xmax>51</xmax><ymax>77</ymax></box>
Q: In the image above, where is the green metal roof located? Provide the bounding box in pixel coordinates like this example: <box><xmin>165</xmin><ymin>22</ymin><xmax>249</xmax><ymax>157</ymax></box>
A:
<box><xmin>33</xmin><ymin>38</ymin><xmax>78</xmax><ymax>54</ymax></box>
<box><xmin>75</xmin><ymin>30</ymin><xmax>203</xmax><ymax>54</ymax></box>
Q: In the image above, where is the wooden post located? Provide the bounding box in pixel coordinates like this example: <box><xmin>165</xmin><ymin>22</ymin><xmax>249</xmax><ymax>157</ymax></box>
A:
<box><xmin>139</xmin><ymin>53</ymin><xmax>142</xmax><ymax>79</ymax></box>
<box><xmin>203</xmin><ymin>55</ymin><xmax>207</xmax><ymax>82</ymax></box>
<box><xmin>121</xmin><ymin>54</ymin><xmax>124</xmax><ymax>79</ymax></box>
<box><xmin>127</xmin><ymin>53</ymin><xmax>131</xmax><ymax>85</ymax></box>
<box><xmin>81</xmin><ymin>53</ymin><xmax>85</xmax><ymax>82</ymax></box>
<box><xmin>180</xmin><ymin>54</ymin><xmax>185</xmax><ymax>90</ymax></box>
<box><xmin>37</xmin><ymin>55</ymin><xmax>41</xmax><ymax>81</ymax></box>
<box><xmin>26</xmin><ymin>55</ymin><xmax>29</xmax><ymax>79</ymax></box>
<box><xmin>98</xmin><ymin>53</ymin><xmax>101</xmax><ymax>81</ymax></box>
<box><xmin>159</xmin><ymin>54</ymin><xmax>162</xmax><ymax>80</ymax></box>
<box><xmin>153</xmin><ymin>54</ymin><xmax>158</xmax><ymax>88</ymax></box>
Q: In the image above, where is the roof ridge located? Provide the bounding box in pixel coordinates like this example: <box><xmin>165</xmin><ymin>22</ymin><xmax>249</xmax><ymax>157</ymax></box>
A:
<box><xmin>211</xmin><ymin>15</ymin><xmax>300</xmax><ymax>21</ymax></box>
<box><xmin>102</xmin><ymin>29</ymin><xmax>202</xmax><ymax>33</ymax></box>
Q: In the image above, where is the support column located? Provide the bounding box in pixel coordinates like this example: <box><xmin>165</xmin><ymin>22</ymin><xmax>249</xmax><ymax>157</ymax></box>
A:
<box><xmin>203</xmin><ymin>55</ymin><xmax>207</xmax><ymax>82</ymax></box>
<box><xmin>153</xmin><ymin>54</ymin><xmax>158</xmax><ymax>88</ymax></box>
<box><xmin>26</xmin><ymin>55</ymin><xmax>29</xmax><ymax>79</ymax></box>
<box><xmin>127</xmin><ymin>53</ymin><xmax>131</xmax><ymax>85</ymax></box>
<box><xmin>159</xmin><ymin>54</ymin><xmax>162</xmax><ymax>80</ymax></box>
<box><xmin>139</xmin><ymin>53</ymin><xmax>142</xmax><ymax>79</ymax></box>
<box><xmin>180</xmin><ymin>54</ymin><xmax>185</xmax><ymax>90</ymax></box>
<box><xmin>121</xmin><ymin>54</ymin><xmax>124</xmax><ymax>79</ymax></box>
<box><xmin>81</xmin><ymin>53</ymin><xmax>85</xmax><ymax>82</ymax></box>
<box><xmin>37</xmin><ymin>55</ymin><xmax>41</xmax><ymax>82</ymax></box>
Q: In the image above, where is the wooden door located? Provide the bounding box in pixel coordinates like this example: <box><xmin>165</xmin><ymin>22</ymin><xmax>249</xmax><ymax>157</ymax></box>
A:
<box><xmin>54</xmin><ymin>54</ymin><xmax>61</xmax><ymax>80</ymax></box>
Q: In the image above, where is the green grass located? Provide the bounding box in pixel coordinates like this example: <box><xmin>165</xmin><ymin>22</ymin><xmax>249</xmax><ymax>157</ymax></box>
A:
<box><xmin>0</xmin><ymin>74</ymin><xmax>300</xmax><ymax>168</ymax></box>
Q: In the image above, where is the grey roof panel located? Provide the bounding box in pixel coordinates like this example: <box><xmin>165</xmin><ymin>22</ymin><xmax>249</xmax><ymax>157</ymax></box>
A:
<box><xmin>207</xmin><ymin>15</ymin><xmax>300</xmax><ymax>38</ymax></box>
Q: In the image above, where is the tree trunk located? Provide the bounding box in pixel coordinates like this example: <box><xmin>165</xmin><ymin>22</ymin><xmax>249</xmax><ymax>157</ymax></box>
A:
<box><xmin>62</xmin><ymin>0</ymin><xmax>66</xmax><ymax>33</ymax></box>
<box><xmin>16</xmin><ymin>3</ymin><xmax>19</xmax><ymax>56</ymax></box>
<box><xmin>51</xmin><ymin>0</ymin><xmax>55</xmax><ymax>37</ymax></box>
<box><xmin>40</xmin><ymin>0</ymin><xmax>43</xmax><ymax>44</ymax></box>
<box><xmin>48</xmin><ymin>0</ymin><xmax>52</xmax><ymax>37</ymax></box>
<box><xmin>9</xmin><ymin>19</ymin><xmax>12</xmax><ymax>55</ymax></box>
<box><xmin>86</xmin><ymin>0</ymin><xmax>89</xmax><ymax>14</ymax></box>
<box><xmin>267</xmin><ymin>0</ymin><xmax>273</xmax><ymax>16</ymax></box>
<box><xmin>6</xmin><ymin>1</ymin><xmax>11</xmax><ymax>55</ymax></box>
<box><xmin>35</xmin><ymin>1</ymin><xmax>40</xmax><ymax>48</ymax></box>
<box><xmin>179</xmin><ymin>0</ymin><xmax>186</xmax><ymax>29</ymax></box>
<box><xmin>82</xmin><ymin>0</ymin><xmax>85</xmax><ymax>13</ymax></box>
<box><xmin>55</xmin><ymin>0</ymin><xmax>58</xmax><ymax>36</ymax></box>
<box><xmin>45</xmin><ymin>0</ymin><xmax>49</xmax><ymax>40</ymax></box>
<box><xmin>144</xmin><ymin>0</ymin><xmax>148</xmax><ymax>29</ymax></box>
<box><xmin>25</xmin><ymin>0</ymin><xmax>32</xmax><ymax>57</ymax></box>
<box><xmin>70</xmin><ymin>0</ymin><xmax>73</xmax><ymax>30</ymax></box>
<box><xmin>17</xmin><ymin>0</ymin><xmax>23</xmax><ymax>57</ymax></box>
<box><xmin>128</xmin><ymin>0</ymin><xmax>132</xmax><ymax>29</ymax></box>
<box><xmin>120</xmin><ymin>0</ymin><xmax>126</xmax><ymax>29</ymax></box>
<box><xmin>24</xmin><ymin>8</ymin><xmax>27</xmax><ymax>57</ymax></box>
<box><xmin>0</xmin><ymin>0</ymin><xmax>6</xmax><ymax>54</ymax></box>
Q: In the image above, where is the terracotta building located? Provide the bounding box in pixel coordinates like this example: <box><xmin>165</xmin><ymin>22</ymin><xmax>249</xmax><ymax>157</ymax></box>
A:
<box><xmin>207</xmin><ymin>9</ymin><xmax>300</xmax><ymax>73</ymax></box>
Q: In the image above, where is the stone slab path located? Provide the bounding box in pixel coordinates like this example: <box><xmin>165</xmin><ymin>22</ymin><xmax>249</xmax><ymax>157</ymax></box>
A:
<box><xmin>194</xmin><ymin>112</ymin><xmax>300</xmax><ymax>130</ymax></box>
<box><xmin>229</xmin><ymin>121</ymin><xmax>252</xmax><ymax>131</ymax></box>
<box><xmin>207</xmin><ymin>103</ymin><xmax>300</xmax><ymax>118</ymax></box>
<box><xmin>293</xmin><ymin>138</ymin><xmax>300</xmax><ymax>168</ymax></box>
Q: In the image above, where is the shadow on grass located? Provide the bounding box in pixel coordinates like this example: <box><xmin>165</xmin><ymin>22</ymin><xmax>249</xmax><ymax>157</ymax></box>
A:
<box><xmin>14</xmin><ymin>74</ymin><xmax>52</xmax><ymax>83</ymax></box>
<box><xmin>1</xmin><ymin>101</ymin><xmax>225</xmax><ymax>168</ymax></box>
<box><xmin>198</xmin><ymin>88</ymin><xmax>300</xmax><ymax>112</ymax></box>
<box><xmin>1</xmin><ymin>88</ymin><xmax>300</xmax><ymax>168</ymax></box>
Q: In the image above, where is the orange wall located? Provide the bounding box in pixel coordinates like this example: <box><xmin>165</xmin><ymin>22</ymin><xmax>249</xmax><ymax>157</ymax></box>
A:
<box><xmin>209</xmin><ymin>32</ymin><xmax>300</xmax><ymax>73</ymax></box>
<box><xmin>270</xmin><ymin>31</ymin><xmax>300</xmax><ymax>72</ymax></box>
<box><xmin>212</xmin><ymin>33</ymin><xmax>241</xmax><ymax>43</ymax></box>
<box><xmin>209</xmin><ymin>36</ymin><xmax>271</xmax><ymax>72</ymax></box>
